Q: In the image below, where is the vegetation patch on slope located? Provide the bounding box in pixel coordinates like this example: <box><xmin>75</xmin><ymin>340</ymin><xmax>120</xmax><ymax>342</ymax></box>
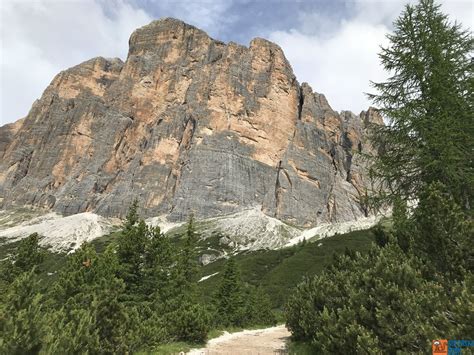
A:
<box><xmin>197</xmin><ymin>229</ymin><xmax>376</xmax><ymax>308</ymax></box>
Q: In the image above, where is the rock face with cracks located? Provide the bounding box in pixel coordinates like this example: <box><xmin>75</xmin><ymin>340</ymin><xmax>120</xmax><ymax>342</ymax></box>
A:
<box><xmin>0</xmin><ymin>18</ymin><xmax>381</xmax><ymax>228</ymax></box>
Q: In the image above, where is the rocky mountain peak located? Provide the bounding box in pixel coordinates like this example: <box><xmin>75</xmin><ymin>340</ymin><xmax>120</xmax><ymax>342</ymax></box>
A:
<box><xmin>0</xmin><ymin>19</ymin><xmax>380</xmax><ymax>228</ymax></box>
<box><xmin>128</xmin><ymin>17</ymin><xmax>213</xmax><ymax>57</ymax></box>
<box><xmin>361</xmin><ymin>107</ymin><xmax>384</xmax><ymax>126</ymax></box>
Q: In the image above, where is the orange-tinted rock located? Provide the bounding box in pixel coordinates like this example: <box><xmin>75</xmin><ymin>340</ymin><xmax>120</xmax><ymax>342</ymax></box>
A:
<box><xmin>0</xmin><ymin>18</ymin><xmax>381</xmax><ymax>227</ymax></box>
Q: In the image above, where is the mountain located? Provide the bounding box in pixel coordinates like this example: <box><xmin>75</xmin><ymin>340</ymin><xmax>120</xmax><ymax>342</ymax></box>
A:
<box><xmin>0</xmin><ymin>18</ymin><xmax>382</xmax><ymax>229</ymax></box>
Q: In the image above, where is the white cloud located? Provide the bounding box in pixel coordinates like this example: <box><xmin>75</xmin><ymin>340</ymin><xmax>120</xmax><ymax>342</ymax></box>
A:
<box><xmin>152</xmin><ymin>0</ymin><xmax>236</xmax><ymax>34</ymax></box>
<box><xmin>270</xmin><ymin>22</ymin><xmax>389</xmax><ymax>114</ymax></box>
<box><xmin>0</xmin><ymin>0</ymin><xmax>153</xmax><ymax>125</ymax></box>
<box><xmin>270</xmin><ymin>0</ymin><xmax>473</xmax><ymax>114</ymax></box>
<box><xmin>354</xmin><ymin>0</ymin><xmax>473</xmax><ymax>29</ymax></box>
<box><xmin>0</xmin><ymin>0</ymin><xmax>471</xmax><ymax>124</ymax></box>
<box><xmin>0</xmin><ymin>0</ymin><xmax>239</xmax><ymax>125</ymax></box>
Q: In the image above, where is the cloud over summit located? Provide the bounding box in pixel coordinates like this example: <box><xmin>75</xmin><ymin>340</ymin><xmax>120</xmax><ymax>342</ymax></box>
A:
<box><xmin>1</xmin><ymin>0</ymin><xmax>472</xmax><ymax>125</ymax></box>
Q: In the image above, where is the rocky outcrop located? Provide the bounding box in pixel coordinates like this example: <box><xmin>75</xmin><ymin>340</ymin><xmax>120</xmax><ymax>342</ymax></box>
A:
<box><xmin>0</xmin><ymin>18</ymin><xmax>381</xmax><ymax>228</ymax></box>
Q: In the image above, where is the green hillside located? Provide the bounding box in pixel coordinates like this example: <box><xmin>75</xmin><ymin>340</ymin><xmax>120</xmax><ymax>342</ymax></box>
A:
<box><xmin>197</xmin><ymin>229</ymin><xmax>376</xmax><ymax>308</ymax></box>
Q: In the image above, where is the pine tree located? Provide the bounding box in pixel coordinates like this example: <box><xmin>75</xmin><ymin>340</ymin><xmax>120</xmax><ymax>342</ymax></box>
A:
<box><xmin>142</xmin><ymin>225</ymin><xmax>174</xmax><ymax>301</ymax></box>
<box><xmin>1</xmin><ymin>233</ymin><xmax>45</xmax><ymax>284</ymax></box>
<box><xmin>181</xmin><ymin>214</ymin><xmax>199</xmax><ymax>285</ymax></box>
<box><xmin>173</xmin><ymin>215</ymin><xmax>199</xmax><ymax>297</ymax></box>
<box><xmin>13</xmin><ymin>233</ymin><xmax>45</xmax><ymax>273</ymax></box>
<box><xmin>286</xmin><ymin>2</ymin><xmax>474</xmax><ymax>351</ymax></box>
<box><xmin>215</xmin><ymin>258</ymin><xmax>246</xmax><ymax>327</ymax></box>
<box><xmin>95</xmin><ymin>277</ymin><xmax>137</xmax><ymax>354</ymax></box>
<box><xmin>164</xmin><ymin>215</ymin><xmax>211</xmax><ymax>343</ymax></box>
<box><xmin>42</xmin><ymin>306</ymin><xmax>99</xmax><ymax>354</ymax></box>
<box><xmin>123</xmin><ymin>198</ymin><xmax>139</xmax><ymax>230</ymax></box>
<box><xmin>245</xmin><ymin>286</ymin><xmax>276</xmax><ymax>326</ymax></box>
<box><xmin>117</xmin><ymin>219</ymin><xmax>148</xmax><ymax>295</ymax></box>
<box><xmin>442</xmin><ymin>274</ymin><xmax>474</xmax><ymax>338</ymax></box>
<box><xmin>368</xmin><ymin>0</ymin><xmax>473</xmax><ymax>209</ymax></box>
<box><xmin>47</xmin><ymin>242</ymin><xmax>140</xmax><ymax>354</ymax></box>
<box><xmin>411</xmin><ymin>182</ymin><xmax>473</xmax><ymax>280</ymax></box>
<box><xmin>169</xmin><ymin>302</ymin><xmax>211</xmax><ymax>343</ymax></box>
<box><xmin>0</xmin><ymin>270</ymin><xmax>45</xmax><ymax>354</ymax></box>
<box><xmin>285</xmin><ymin>243</ymin><xmax>450</xmax><ymax>353</ymax></box>
<box><xmin>51</xmin><ymin>242</ymin><xmax>100</xmax><ymax>305</ymax></box>
<box><xmin>391</xmin><ymin>197</ymin><xmax>413</xmax><ymax>252</ymax></box>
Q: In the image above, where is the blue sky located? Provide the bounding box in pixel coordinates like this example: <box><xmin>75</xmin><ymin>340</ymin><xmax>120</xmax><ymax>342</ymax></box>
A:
<box><xmin>132</xmin><ymin>0</ymin><xmax>351</xmax><ymax>43</ymax></box>
<box><xmin>1</xmin><ymin>0</ymin><xmax>472</xmax><ymax>125</ymax></box>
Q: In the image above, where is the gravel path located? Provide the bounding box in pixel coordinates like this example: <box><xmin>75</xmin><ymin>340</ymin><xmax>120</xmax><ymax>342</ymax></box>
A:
<box><xmin>187</xmin><ymin>325</ymin><xmax>290</xmax><ymax>355</ymax></box>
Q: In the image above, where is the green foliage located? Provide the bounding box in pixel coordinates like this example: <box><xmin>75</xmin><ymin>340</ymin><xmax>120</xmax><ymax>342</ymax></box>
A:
<box><xmin>42</xmin><ymin>307</ymin><xmax>99</xmax><ymax>355</ymax></box>
<box><xmin>282</xmin><ymin>3</ymin><xmax>473</xmax><ymax>351</ymax></box>
<box><xmin>123</xmin><ymin>198</ymin><xmax>139</xmax><ymax>230</ymax></box>
<box><xmin>118</xmin><ymin>209</ymin><xmax>211</xmax><ymax>345</ymax></box>
<box><xmin>391</xmin><ymin>197</ymin><xmax>413</xmax><ymax>252</ymax></box>
<box><xmin>174</xmin><ymin>215</ymin><xmax>199</xmax><ymax>291</ymax></box>
<box><xmin>0</xmin><ymin>270</ymin><xmax>44</xmax><ymax>355</ymax></box>
<box><xmin>214</xmin><ymin>258</ymin><xmax>276</xmax><ymax>328</ymax></box>
<box><xmin>117</xmin><ymin>219</ymin><xmax>148</xmax><ymax>294</ymax></box>
<box><xmin>368</xmin><ymin>0</ymin><xmax>473</xmax><ymax>209</ymax></box>
<box><xmin>142</xmin><ymin>225</ymin><xmax>174</xmax><ymax>300</ymax></box>
<box><xmin>51</xmin><ymin>242</ymin><xmax>101</xmax><ymax>303</ymax></box>
<box><xmin>244</xmin><ymin>286</ymin><xmax>277</xmax><ymax>326</ymax></box>
<box><xmin>286</xmin><ymin>183</ymin><xmax>473</xmax><ymax>352</ymax></box>
<box><xmin>373</xmin><ymin>224</ymin><xmax>389</xmax><ymax>247</ymax></box>
<box><xmin>411</xmin><ymin>182</ymin><xmax>473</xmax><ymax>280</ymax></box>
<box><xmin>0</xmin><ymin>205</ymin><xmax>390</xmax><ymax>353</ymax></box>
<box><xmin>166</xmin><ymin>302</ymin><xmax>211</xmax><ymax>343</ymax></box>
<box><xmin>286</xmin><ymin>340</ymin><xmax>318</xmax><ymax>355</ymax></box>
<box><xmin>143</xmin><ymin>342</ymin><xmax>196</xmax><ymax>355</ymax></box>
<box><xmin>45</xmin><ymin>242</ymin><xmax>140</xmax><ymax>354</ymax></box>
<box><xmin>95</xmin><ymin>281</ymin><xmax>137</xmax><ymax>354</ymax></box>
<box><xmin>445</xmin><ymin>274</ymin><xmax>474</xmax><ymax>337</ymax></box>
<box><xmin>164</xmin><ymin>215</ymin><xmax>212</xmax><ymax>343</ymax></box>
<box><xmin>116</xmin><ymin>217</ymin><xmax>177</xmax><ymax>307</ymax></box>
<box><xmin>285</xmin><ymin>243</ymin><xmax>454</xmax><ymax>353</ymax></box>
<box><xmin>215</xmin><ymin>258</ymin><xmax>246</xmax><ymax>327</ymax></box>
<box><xmin>13</xmin><ymin>233</ymin><xmax>45</xmax><ymax>273</ymax></box>
<box><xmin>198</xmin><ymin>228</ymin><xmax>376</xmax><ymax>309</ymax></box>
<box><xmin>1</xmin><ymin>233</ymin><xmax>45</xmax><ymax>284</ymax></box>
<box><xmin>0</xmin><ymin>203</ymin><xmax>216</xmax><ymax>353</ymax></box>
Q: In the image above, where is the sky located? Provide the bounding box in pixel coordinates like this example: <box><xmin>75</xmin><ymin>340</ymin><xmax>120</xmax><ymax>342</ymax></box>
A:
<box><xmin>0</xmin><ymin>0</ymin><xmax>472</xmax><ymax>126</ymax></box>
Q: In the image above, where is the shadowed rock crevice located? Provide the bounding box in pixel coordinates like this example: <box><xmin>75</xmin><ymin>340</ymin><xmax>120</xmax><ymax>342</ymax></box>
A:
<box><xmin>274</xmin><ymin>160</ymin><xmax>283</xmax><ymax>217</ymax></box>
<box><xmin>297</xmin><ymin>85</ymin><xmax>304</xmax><ymax>121</ymax></box>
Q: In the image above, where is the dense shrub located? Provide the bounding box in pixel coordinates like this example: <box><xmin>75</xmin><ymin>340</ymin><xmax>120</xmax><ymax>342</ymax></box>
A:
<box><xmin>286</xmin><ymin>183</ymin><xmax>473</xmax><ymax>352</ymax></box>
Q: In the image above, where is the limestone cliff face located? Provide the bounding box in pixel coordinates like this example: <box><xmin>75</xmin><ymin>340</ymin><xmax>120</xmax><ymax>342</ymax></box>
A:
<box><xmin>0</xmin><ymin>18</ymin><xmax>381</xmax><ymax>227</ymax></box>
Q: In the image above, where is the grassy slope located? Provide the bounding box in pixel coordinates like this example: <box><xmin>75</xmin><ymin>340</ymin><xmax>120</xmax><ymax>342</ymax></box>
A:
<box><xmin>197</xmin><ymin>229</ymin><xmax>376</xmax><ymax>309</ymax></box>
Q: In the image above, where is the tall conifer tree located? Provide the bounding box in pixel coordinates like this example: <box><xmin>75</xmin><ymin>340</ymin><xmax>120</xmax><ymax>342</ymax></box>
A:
<box><xmin>368</xmin><ymin>0</ymin><xmax>473</xmax><ymax>209</ymax></box>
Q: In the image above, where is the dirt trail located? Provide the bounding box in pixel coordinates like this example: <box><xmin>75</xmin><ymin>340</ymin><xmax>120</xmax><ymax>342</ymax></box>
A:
<box><xmin>187</xmin><ymin>325</ymin><xmax>290</xmax><ymax>355</ymax></box>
